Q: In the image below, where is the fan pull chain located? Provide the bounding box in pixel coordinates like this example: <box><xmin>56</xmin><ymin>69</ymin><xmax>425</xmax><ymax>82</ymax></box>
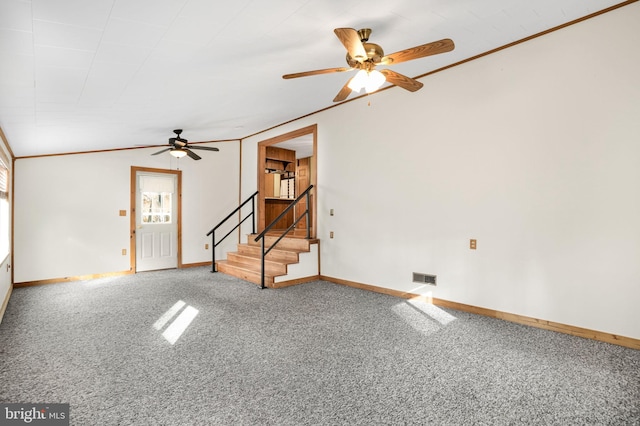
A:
<box><xmin>170</xmin><ymin>155</ymin><xmax>180</xmax><ymax>171</ymax></box>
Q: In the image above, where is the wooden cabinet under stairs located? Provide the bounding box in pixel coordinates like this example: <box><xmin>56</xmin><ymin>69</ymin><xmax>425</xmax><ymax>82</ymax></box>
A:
<box><xmin>216</xmin><ymin>234</ymin><xmax>319</xmax><ymax>288</ymax></box>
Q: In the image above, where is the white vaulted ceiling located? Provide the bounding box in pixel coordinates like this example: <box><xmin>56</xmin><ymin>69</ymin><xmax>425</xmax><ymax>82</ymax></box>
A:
<box><xmin>0</xmin><ymin>0</ymin><xmax>629</xmax><ymax>157</ymax></box>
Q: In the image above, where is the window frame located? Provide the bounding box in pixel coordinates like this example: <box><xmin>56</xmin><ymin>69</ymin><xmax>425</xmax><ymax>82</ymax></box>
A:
<box><xmin>140</xmin><ymin>191</ymin><xmax>173</xmax><ymax>224</ymax></box>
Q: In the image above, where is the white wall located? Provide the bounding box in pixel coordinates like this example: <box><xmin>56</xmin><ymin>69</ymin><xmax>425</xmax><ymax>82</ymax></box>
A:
<box><xmin>14</xmin><ymin>141</ymin><xmax>240</xmax><ymax>283</ymax></box>
<box><xmin>241</xmin><ymin>5</ymin><xmax>640</xmax><ymax>339</ymax></box>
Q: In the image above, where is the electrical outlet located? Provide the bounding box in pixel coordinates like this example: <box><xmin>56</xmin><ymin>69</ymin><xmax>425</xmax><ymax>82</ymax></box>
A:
<box><xmin>470</xmin><ymin>239</ymin><xmax>477</xmax><ymax>250</ymax></box>
<box><xmin>330</xmin><ymin>209</ymin><xmax>334</xmax><ymax>216</ymax></box>
<box><xmin>205</xmin><ymin>244</ymin><xmax>209</xmax><ymax>250</ymax></box>
<box><xmin>122</xmin><ymin>249</ymin><xmax>127</xmax><ymax>255</ymax></box>
<box><xmin>330</xmin><ymin>231</ymin><xmax>334</xmax><ymax>239</ymax></box>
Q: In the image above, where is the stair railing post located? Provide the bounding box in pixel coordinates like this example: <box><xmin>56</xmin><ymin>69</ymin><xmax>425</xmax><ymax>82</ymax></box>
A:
<box><xmin>305</xmin><ymin>191</ymin><xmax>311</xmax><ymax>240</ymax></box>
<box><xmin>251</xmin><ymin>195</ymin><xmax>256</xmax><ymax>234</ymax></box>
<box><xmin>260</xmin><ymin>237</ymin><xmax>266</xmax><ymax>289</ymax></box>
<box><xmin>211</xmin><ymin>232</ymin><xmax>216</xmax><ymax>272</ymax></box>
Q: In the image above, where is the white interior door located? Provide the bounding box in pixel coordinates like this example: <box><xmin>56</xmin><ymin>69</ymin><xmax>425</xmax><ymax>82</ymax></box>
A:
<box><xmin>136</xmin><ymin>172</ymin><xmax>178</xmax><ymax>272</ymax></box>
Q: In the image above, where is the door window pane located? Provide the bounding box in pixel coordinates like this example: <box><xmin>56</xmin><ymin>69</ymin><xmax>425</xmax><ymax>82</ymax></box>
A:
<box><xmin>141</xmin><ymin>192</ymin><xmax>172</xmax><ymax>224</ymax></box>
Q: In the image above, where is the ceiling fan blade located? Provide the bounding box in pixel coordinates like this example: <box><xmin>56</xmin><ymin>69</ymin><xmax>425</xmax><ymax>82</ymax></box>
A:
<box><xmin>381</xmin><ymin>38</ymin><xmax>455</xmax><ymax>65</ymax></box>
<box><xmin>380</xmin><ymin>69</ymin><xmax>423</xmax><ymax>92</ymax></box>
<box><xmin>334</xmin><ymin>28</ymin><xmax>368</xmax><ymax>62</ymax></box>
<box><xmin>188</xmin><ymin>145</ymin><xmax>219</xmax><ymax>151</ymax></box>
<box><xmin>152</xmin><ymin>147</ymin><xmax>172</xmax><ymax>156</ymax></box>
<box><xmin>185</xmin><ymin>149</ymin><xmax>201</xmax><ymax>160</ymax></box>
<box><xmin>333</xmin><ymin>78</ymin><xmax>354</xmax><ymax>102</ymax></box>
<box><xmin>283</xmin><ymin>67</ymin><xmax>351</xmax><ymax>79</ymax></box>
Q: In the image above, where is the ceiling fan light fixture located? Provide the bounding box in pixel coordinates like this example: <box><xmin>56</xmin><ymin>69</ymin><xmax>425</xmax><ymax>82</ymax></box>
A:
<box><xmin>170</xmin><ymin>148</ymin><xmax>187</xmax><ymax>158</ymax></box>
<box><xmin>365</xmin><ymin>69</ymin><xmax>386</xmax><ymax>93</ymax></box>
<box><xmin>348</xmin><ymin>70</ymin><xmax>368</xmax><ymax>92</ymax></box>
<box><xmin>348</xmin><ymin>69</ymin><xmax>386</xmax><ymax>94</ymax></box>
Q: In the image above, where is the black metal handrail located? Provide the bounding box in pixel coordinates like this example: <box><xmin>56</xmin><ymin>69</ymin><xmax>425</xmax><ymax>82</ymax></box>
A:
<box><xmin>254</xmin><ymin>184</ymin><xmax>314</xmax><ymax>289</ymax></box>
<box><xmin>206</xmin><ymin>190</ymin><xmax>258</xmax><ymax>272</ymax></box>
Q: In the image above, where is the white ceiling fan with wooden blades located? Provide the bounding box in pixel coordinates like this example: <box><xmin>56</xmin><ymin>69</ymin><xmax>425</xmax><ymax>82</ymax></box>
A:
<box><xmin>283</xmin><ymin>28</ymin><xmax>454</xmax><ymax>102</ymax></box>
<box><xmin>150</xmin><ymin>129</ymin><xmax>220</xmax><ymax>160</ymax></box>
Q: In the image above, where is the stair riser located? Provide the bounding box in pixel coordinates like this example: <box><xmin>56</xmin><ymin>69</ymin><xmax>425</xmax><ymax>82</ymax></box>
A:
<box><xmin>237</xmin><ymin>245</ymin><xmax>299</xmax><ymax>263</ymax></box>
<box><xmin>227</xmin><ymin>253</ymin><xmax>287</xmax><ymax>275</ymax></box>
<box><xmin>217</xmin><ymin>263</ymin><xmax>274</xmax><ymax>287</ymax></box>
<box><xmin>247</xmin><ymin>235</ymin><xmax>310</xmax><ymax>251</ymax></box>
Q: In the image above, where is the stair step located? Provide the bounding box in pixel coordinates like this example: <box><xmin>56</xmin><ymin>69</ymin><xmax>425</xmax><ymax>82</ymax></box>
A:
<box><xmin>247</xmin><ymin>234</ymin><xmax>311</xmax><ymax>251</ymax></box>
<box><xmin>216</xmin><ymin>260</ymin><xmax>276</xmax><ymax>287</ymax></box>
<box><xmin>226</xmin><ymin>252</ymin><xmax>287</xmax><ymax>275</ymax></box>
<box><xmin>237</xmin><ymin>244</ymin><xmax>301</xmax><ymax>263</ymax></box>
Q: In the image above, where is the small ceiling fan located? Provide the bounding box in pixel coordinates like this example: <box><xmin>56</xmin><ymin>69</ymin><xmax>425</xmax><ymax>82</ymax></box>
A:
<box><xmin>283</xmin><ymin>28</ymin><xmax>454</xmax><ymax>102</ymax></box>
<box><xmin>152</xmin><ymin>129</ymin><xmax>219</xmax><ymax>160</ymax></box>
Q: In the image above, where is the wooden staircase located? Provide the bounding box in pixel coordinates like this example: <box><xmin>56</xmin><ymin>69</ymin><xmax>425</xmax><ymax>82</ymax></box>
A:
<box><xmin>216</xmin><ymin>233</ymin><xmax>316</xmax><ymax>288</ymax></box>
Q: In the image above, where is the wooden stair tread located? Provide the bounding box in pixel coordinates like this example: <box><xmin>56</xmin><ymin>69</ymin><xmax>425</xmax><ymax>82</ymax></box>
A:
<box><xmin>218</xmin><ymin>259</ymin><xmax>283</xmax><ymax>275</ymax></box>
<box><xmin>265</xmin><ymin>231</ymin><xmax>319</xmax><ymax>242</ymax></box>
<box><xmin>226</xmin><ymin>252</ymin><xmax>288</xmax><ymax>275</ymax></box>
<box><xmin>229</xmin><ymin>251</ymin><xmax>294</xmax><ymax>264</ymax></box>
<box><xmin>247</xmin><ymin>234</ymin><xmax>312</xmax><ymax>251</ymax></box>
<box><xmin>239</xmin><ymin>244</ymin><xmax>307</xmax><ymax>256</ymax></box>
<box><xmin>237</xmin><ymin>244</ymin><xmax>301</xmax><ymax>261</ymax></box>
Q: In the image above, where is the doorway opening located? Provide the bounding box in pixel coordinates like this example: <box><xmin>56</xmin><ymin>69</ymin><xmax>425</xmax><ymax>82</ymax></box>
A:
<box><xmin>257</xmin><ymin>124</ymin><xmax>317</xmax><ymax>238</ymax></box>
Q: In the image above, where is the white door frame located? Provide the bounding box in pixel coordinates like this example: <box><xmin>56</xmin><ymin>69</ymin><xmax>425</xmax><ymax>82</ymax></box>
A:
<box><xmin>130</xmin><ymin>166</ymin><xmax>182</xmax><ymax>272</ymax></box>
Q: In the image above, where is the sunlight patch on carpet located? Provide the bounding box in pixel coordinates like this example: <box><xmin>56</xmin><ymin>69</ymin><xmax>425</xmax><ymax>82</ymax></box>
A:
<box><xmin>153</xmin><ymin>300</ymin><xmax>198</xmax><ymax>345</ymax></box>
<box><xmin>407</xmin><ymin>297</ymin><xmax>457</xmax><ymax>326</ymax></box>
<box><xmin>153</xmin><ymin>300</ymin><xmax>186</xmax><ymax>330</ymax></box>
<box><xmin>391</xmin><ymin>297</ymin><xmax>457</xmax><ymax>335</ymax></box>
<box><xmin>162</xmin><ymin>305</ymin><xmax>199</xmax><ymax>345</ymax></box>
